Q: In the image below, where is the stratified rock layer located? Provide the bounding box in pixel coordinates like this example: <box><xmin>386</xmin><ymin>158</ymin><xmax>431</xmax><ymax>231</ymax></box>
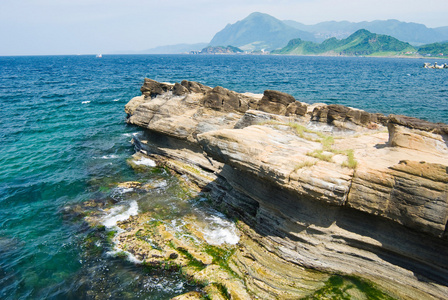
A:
<box><xmin>125</xmin><ymin>79</ymin><xmax>448</xmax><ymax>299</ymax></box>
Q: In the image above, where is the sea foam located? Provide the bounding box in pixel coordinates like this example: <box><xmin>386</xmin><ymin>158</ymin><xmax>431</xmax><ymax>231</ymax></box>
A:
<box><xmin>196</xmin><ymin>210</ymin><xmax>240</xmax><ymax>245</ymax></box>
<box><xmin>133</xmin><ymin>157</ymin><xmax>157</xmax><ymax>167</ymax></box>
<box><xmin>102</xmin><ymin>200</ymin><xmax>139</xmax><ymax>228</ymax></box>
<box><xmin>100</xmin><ymin>154</ymin><xmax>119</xmax><ymax>159</ymax></box>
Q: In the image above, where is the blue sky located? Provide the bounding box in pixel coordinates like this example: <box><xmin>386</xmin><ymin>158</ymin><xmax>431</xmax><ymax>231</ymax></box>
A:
<box><xmin>1</xmin><ymin>0</ymin><xmax>447</xmax><ymax>55</ymax></box>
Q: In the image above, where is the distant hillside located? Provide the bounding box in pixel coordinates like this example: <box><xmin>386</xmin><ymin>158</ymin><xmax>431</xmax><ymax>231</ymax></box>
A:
<box><xmin>209</xmin><ymin>12</ymin><xmax>315</xmax><ymax>51</ymax></box>
<box><xmin>284</xmin><ymin>19</ymin><xmax>448</xmax><ymax>45</ymax></box>
<box><xmin>139</xmin><ymin>43</ymin><xmax>208</xmax><ymax>54</ymax></box>
<box><xmin>273</xmin><ymin>29</ymin><xmax>416</xmax><ymax>56</ymax></box>
<box><xmin>418</xmin><ymin>42</ymin><xmax>448</xmax><ymax>56</ymax></box>
<box><xmin>195</xmin><ymin>46</ymin><xmax>243</xmax><ymax>54</ymax></box>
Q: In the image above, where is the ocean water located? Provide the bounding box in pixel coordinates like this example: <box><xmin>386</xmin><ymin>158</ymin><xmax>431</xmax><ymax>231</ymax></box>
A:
<box><xmin>0</xmin><ymin>54</ymin><xmax>447</xmax><ymax>299</ymax></box>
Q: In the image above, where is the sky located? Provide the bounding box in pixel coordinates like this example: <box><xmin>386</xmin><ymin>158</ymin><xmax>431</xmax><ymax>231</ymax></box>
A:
<box><xmin>1</xmin><ymin>0</ymin><xmax>447</xmax><ymax>56</ymax></box>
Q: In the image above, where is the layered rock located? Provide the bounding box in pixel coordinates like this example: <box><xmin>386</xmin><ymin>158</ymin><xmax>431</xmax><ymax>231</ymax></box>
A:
<box><xmin>388</xmin><ymin>114</ymin><xmax>448</xmax><ymax>155</ymax></box>
<box><xmin>348</xmin><ymin>160</ymin><xmax>448</xmax><ymax>237</ymax></box>
<box><xmin>312</xmin><ymin>104</ymin><xmax>389</xmax><ymax>130</ymax></box>
<box><xmin>125</xmin><ymin>79</ymin><xmax>448</xmax><ymax>299</ymax></box>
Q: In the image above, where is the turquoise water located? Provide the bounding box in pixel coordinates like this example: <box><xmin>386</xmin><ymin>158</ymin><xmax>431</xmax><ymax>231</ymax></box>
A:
<box><xmin>0</xmin><ymin>55</ymin><xmax>447</xmax><ymax>299</ymax></box>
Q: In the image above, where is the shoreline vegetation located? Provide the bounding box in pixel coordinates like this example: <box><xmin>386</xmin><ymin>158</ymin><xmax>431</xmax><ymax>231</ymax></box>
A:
<box><xmin>187</xmin><ymin>18</ymin><xmax>448</xmax><ymax>59</ymax></box>
<box><xmin>193</xmin><ymin>12</ymin><xmax>448</xmax><ymax>59</ymax></box>
<box><xmin>189</xmin><ymin>51</ymin><xmax>444</xmax><ymax>59</ymax></box>
<box><xmin>190</xmin><ymin>30</ymin><xmax>448</xmax><ymax>59</ymax></box>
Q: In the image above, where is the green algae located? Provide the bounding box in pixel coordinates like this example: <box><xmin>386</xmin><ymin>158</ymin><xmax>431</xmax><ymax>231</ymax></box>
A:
<box><xmin>204</xmin><ymin>245</ymin><xmax>239</xmax><ymax>279</ymax></box>
<box><xmin>176</xmin><ymin>247</ymin><xmax>207</xmax><ymax>271</ymax></box>
<box><xmin>304</xmin><ymin>275</ymin><xmax>396</xmax><ymax>300</ymax></box>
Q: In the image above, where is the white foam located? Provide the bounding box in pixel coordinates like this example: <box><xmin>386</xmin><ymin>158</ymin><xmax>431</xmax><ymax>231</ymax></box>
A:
<box><xmin>113</xmin><ymin>98</ymin><xmax>120</xmax><ymax>102</ymax></box>
<box><xmin>133</xmin><ymin>157</ymin><xmax>157</xmax><ymax>167</ymax></box>
<box><xmin>153</xmin><ymin>180</ymin><xmax>167</xmax><ymax>189</ymax></box>
<box><xmin>82</xmin><ymin>101</ymin><xmax>91</xmax><ymax>104</ymax></box>
<box><xmin>102</xmin><ymin>200</ymin><xmax>139</xmax><ymax>228</ymax></box>
<box><xmin>200</xmin><ymin>213</ymin><xmax>240</xmax><ymax>246</ymax></box>
<box><xmin>122</xmin><ymin>133</ymin><xmax>133</xmax><ymax>137</ymax></box>
<box><xmin>106</xmin><ymin>248</ymin><xmax>143</xmax><ymax>264</ymax></box>
<box><xmin>117</xmin><ymin>187</ymin><xmax>134</xmax><ymax>194</ymax></box>
<box><xmin>101</xmin><ymin>154</ymin><xmax>119</xmax><ymax>159</ymax></box>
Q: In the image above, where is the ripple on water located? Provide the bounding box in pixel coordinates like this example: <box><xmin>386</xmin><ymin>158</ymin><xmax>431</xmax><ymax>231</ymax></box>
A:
<box><xmin>1</xmin><ymin>55</ymin><xmax>447</xmax><ymax>299</ymax></box>
<box><xmin>102</xmin><ymin>200</ymin><xmax>139</xmax><ymax>229</ymax></box>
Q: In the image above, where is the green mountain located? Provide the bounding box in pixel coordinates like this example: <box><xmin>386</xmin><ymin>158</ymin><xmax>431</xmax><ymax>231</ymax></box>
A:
<box><xmin>198</xmin><ymin>45</ymin><xmax>243</xmax><ymax>54</ymax></box>
<box><xmin>284</xmin><ymin>19</ymin><xmax>448</xmax><ymax>45</ymax></box>
<box><xmin>273</xmin><ymin>29</ymin><xmax>416</xmax><ymax>56</ymax></box>
<box><xmin>209</xmin><ymin>12</ymin><xmax>315</xmax><ymax>51</ymax></box>
<box><xmin>418</xmin><ymin>42</ymin><xmax>448</xmax><ymax>56</ymax></box>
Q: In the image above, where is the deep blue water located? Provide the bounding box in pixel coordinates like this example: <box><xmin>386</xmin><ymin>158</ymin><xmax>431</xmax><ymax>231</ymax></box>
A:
<box><xmin>0</xmin><ymin>54</ymin><xmax>447</xmax><ymax>299</ymax></box>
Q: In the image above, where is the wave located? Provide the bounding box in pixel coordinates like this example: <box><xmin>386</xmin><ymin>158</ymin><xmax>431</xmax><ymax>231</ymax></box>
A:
<box><xmin>193</xmin><ymin>208</ymin><xmax>240</xmax><ymax>246</ymax></box>
<box><xmin>100</xmin><ymin>154</ymin><xmax>119</xmax><ymax>159</ymax></box>
<box><xmin>133</xmin><ymin>157</ymin><xmax>157</xmax><ymax>167</ymax></box>
<box><xmin>102</xmin><ymin>200</ymin><xmax>139</xmax><ymax>228</ymax></box>
<box><xmin>201</xmin><ymin>214</ymin><xmax>240</xmax><ymax>245</ymax></box>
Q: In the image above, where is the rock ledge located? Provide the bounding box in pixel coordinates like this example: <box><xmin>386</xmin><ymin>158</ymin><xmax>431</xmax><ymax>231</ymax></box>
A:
<box><xmin>125</xmin><ymin>79</ymin><xmax>448</xmax><ymax>299</ymax></box>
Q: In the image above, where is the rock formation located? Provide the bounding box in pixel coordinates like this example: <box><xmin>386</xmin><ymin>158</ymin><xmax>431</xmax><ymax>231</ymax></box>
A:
<box><xmin>124</xmin><ymin>79</ymin><xmax>448</xmax><ymax>299</ymax></box>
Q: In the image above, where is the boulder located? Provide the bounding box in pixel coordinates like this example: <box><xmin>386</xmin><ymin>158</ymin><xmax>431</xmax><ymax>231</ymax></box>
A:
<box><xmin>173</xmin><ymin>82</ymin><xmax>189</xmax><ymax>96</ymax></box>
<box><xmin>311</xmin><ymin>104</ymin><xmax>388</xmax><ymax>130</ymax></box>
<box><xmin>181</xmin><ymin>80</ymin><xmax>211</xmax><ymax>94</ymax></box>
<box><xmin>257</xmin><ymin>90</ymin><xmax>296</xmax><ymax>115</ymax></box>
<box><xmin>202</xmin><ymin>86</ymin><xmax>241</xmax><ymax>112</ymax></box>
<box><xmin>140</xmin><ymin>78</ymin><xmax>173</xmax><ymax>98</ymax></box>
<box><xmin>285</xmin><ymin>101</ymin><xmax>308</xmax><ymax>116</ymax></box>
<box><xmin>389</xmin><ymin>114</ymin><xmax>448</xmax><ymax>135</ymax></box>
<box><xmin>388</xmin><ymin>115</ymin><xmax>448</xmax><ymax>155</ymax></box>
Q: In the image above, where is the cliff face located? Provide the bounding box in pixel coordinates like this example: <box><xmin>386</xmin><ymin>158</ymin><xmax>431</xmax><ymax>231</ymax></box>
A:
<box><xmin>125</xmin><ymin>78</ymin><xmax>448</xmax><ymax>299</ymax></box>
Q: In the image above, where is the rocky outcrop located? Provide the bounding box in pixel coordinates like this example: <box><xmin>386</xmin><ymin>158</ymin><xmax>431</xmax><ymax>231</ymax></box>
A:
<box><xmin>347</xmin><ymin>160</ymin><xmax>448</xmax><ymax>237</ymax></box>
<box><xmin>388</xmin><ymin>114</ymin><xmax>448</xmax><ymax>154</ymax></box>
<box><xmin>125</xmin><ymin>79</ymin><xmax>448</xmax><ymax>299</ymax></box>
<box><xmin>257</xmin><ymin>90</ymin><xmax>298</xmax><ymax>115</ymax></box>
<box><xmin>312</xmin><ymin>104</ymin><xmax>388</xmax><ymax>130</ymax></box>
<box><xmin>140</xmin><ymin>78</ymin><xmax>175</xmax><ymax>98</ymax></box>
<box><xmin>201</xmin><ymin>86</ymin><xmax>258</xmax><ymax>113</ymax></box>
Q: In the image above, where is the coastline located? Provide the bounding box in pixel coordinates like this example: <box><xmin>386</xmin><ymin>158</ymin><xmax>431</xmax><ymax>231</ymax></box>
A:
<box><xmin>191</xmin><ymin>52</ymin><xmax>448</xmax><ymax>60</ymax></box>
<box><xmin>2</xmin><ymin>55</ymin><xmax>446</xmax><ymax>299</ymax></box>
<box><xmin>115</xmin><ymin>78</ymin><xmax>448</xmax><ymax>299</ymax></box>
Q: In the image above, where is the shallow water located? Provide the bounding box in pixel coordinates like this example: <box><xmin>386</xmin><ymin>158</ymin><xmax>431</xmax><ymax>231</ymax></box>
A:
<box><xmin>0</xmin><ymin>54</ymin><xmax>447</xmax><ymax>299</ymax></box>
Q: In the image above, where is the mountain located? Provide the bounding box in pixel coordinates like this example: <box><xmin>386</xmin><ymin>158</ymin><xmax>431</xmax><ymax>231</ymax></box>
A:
<box><xmin>284</xmin><ymin>19</ymin><xmax>448</xmax><ymax>45</ymax></box>
<box><xmin>273</xmin><ymin>29</ymin><xmax>416</xmax><ymax>56</ymax></box>
<box><xmin>209</xmin><ymin>12</ymin><xmax>315</xmax><ymax>51</ymax></box>
<box><xmin>196</xmin><ymin>45</ymin><xmax>244</xmax><ymax>54</ymax></box>
<box><xmin>137</xmin><ymin>43</ymin><xmax>208</xmax><ymax>54</ymax></box>
<box><xmin>418</xmin><ymin>42</ymin><xmax>448</xmax><ymax>56</ymax></box>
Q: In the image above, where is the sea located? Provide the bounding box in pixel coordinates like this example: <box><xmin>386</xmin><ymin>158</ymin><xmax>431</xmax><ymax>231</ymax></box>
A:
<box><xmin>0</xmin><ymin>54</ymin><xmax>447</xmax><ymax>299</ymax></box>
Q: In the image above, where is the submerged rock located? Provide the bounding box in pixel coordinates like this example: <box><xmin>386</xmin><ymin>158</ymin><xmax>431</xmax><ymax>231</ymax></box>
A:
<box><xmin>124</xmin><ymin>78</ymin><xmax>448</xmax><ymax>299</ymax></box>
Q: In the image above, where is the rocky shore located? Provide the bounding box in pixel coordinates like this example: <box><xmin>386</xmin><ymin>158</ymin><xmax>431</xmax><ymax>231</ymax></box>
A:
<box><xmin>122</xmin><ymin>78</ymin><xmax>448</xmax><ymax>299</ymax></box>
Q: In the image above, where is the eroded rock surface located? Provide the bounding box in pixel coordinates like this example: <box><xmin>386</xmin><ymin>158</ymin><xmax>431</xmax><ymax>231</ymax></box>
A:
<box><xmin>125</xmin><ymin>79</ymin><xmax>448</xmax><ymax>299</ymax></box>
<box><xmin>388</xmin><ymin>114</ymin><xmax>448</xmax><ymax>155</ymax></box>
